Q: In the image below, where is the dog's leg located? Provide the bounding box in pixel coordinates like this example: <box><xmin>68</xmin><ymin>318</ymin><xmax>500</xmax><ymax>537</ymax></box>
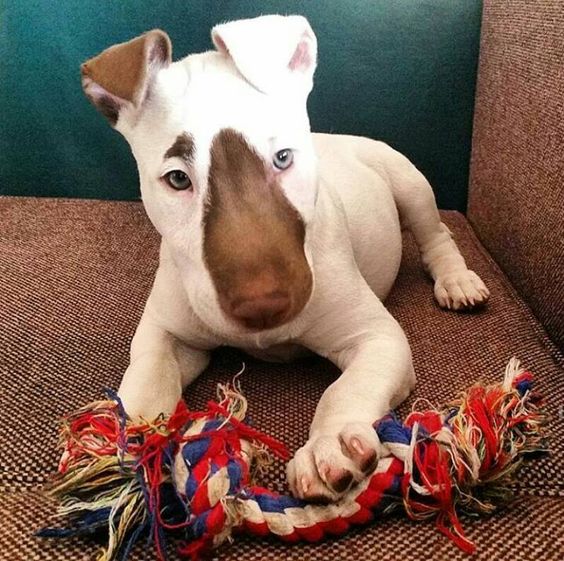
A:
<box><xmin>289</xmin><ymin>296</ymin><xmax>414</xmax><ymax>501</ymax></box>
<box><xmin>118</xmin><ymin>314</ymin><xmax>209</xmax><ymax>419</ymax></box>
<box><xmin>378</xmin><ymin>146</ymin><xmax>489</xmax><ymax>310</ymax></box>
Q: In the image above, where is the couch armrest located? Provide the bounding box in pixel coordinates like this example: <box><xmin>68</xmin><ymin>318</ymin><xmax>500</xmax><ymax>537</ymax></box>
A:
<box><xmin>468</xmin><ymin>0</ymin><xmax>564</xmax><ymax>349</ymax></box>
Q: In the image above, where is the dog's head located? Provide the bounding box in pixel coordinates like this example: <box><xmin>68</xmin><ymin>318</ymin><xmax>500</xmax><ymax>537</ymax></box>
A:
<box><xmin>82</xmin><ymin>16</ymin><xmax>317</xmax><ymax>332</ymax></box>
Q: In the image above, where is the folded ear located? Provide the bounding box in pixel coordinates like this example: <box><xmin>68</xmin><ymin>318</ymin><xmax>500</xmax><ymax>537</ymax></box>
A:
<box><xmin>80</xmin><ymin>29</ymin><xmax>172</xmax><ymax>127</ymax></box>
<box><xmin>212</xmin><ymin>15</ymin><xmax>317</xmax><ymax>96</ymax></box>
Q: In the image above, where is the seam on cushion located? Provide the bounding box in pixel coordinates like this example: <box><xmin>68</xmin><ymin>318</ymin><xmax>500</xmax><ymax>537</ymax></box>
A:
<box><xmin>444</xmin><ymin>211</ymin><xmax>563</xmax><ymax>370</ymax></box>
<box><xmin>0</xmin><ymin>194</ymin><xmax>143</xmax><ymax>205</ymax></box>
<box><xmin>444</xmin><ymin>212</ymin><xmax>563</xmax><ymax>499</ymax></box>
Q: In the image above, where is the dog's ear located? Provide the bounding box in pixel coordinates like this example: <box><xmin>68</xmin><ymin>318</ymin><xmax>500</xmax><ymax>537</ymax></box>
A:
<box><xmin>212</xmin><ymin>15</ymin><xmax>317</xmax><ymax>96</ymax></box>
<box><xmin>80</xmin><ymin>29</ymin><xmax>172</xmax><ymax>127</ymax></box>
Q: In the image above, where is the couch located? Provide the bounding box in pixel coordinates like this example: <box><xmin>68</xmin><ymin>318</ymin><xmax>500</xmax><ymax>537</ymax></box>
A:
<box><xmin>1</xmin><ymin>1</ymin><xmax>562</xmax><ymax>560</ymax></box>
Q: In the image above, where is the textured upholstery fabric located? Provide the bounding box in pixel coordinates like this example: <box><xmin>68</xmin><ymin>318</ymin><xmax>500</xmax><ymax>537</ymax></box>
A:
<box><xmin>468</xmin><ymin>0</ymin><xmax>564</xmax><ymax>349</ymax></box>
<box><xmin>3</xmin><ymin>491</ymin><xmax>564</xmax><ymax>561</ymax></box>
<box><xmin>1</xmin><ymin>197</ymin><xmax>562</xmax><ymax>560</ymax></box>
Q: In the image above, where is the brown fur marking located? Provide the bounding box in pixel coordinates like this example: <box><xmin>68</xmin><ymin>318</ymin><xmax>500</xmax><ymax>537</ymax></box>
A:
<box><xmin>204</xmin><ymin>129</ymin><xmax>313</xmax><ymax>330</ymax></box>
<box><xmin>165</xmin><ymin>133</ymin><xmax>195</xmax><ymax>162</ymax></box>
<box><xmin>81</xmin><ymin>29</ymin><xmax>171</xmax><ymax>120</ymax></box>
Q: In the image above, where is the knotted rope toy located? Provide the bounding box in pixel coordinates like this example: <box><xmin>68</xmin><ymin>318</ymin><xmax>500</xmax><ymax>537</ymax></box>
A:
<box><xmin>38</xmin><ymin>358</ymin><xmax>548</xmax><ymax>560</ymax></box>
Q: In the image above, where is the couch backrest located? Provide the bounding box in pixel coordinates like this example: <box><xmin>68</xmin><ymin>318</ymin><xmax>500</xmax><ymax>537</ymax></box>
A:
<box><xmin>0</xmin><ymin>0</ymin><xmax>482</xmax><ymax>210</ymax></box>
<box><xmin>468</xmin><ymin>0</ymin><xmax>564</xmax><ymax>348</ymax></box>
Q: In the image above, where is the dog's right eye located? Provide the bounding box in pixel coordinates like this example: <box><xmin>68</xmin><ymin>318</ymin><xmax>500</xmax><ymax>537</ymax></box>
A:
<box><xmin>164</xmin><ymin>170</ymin><xmax>192</xmax><ymax>191</ymax></box>
<box><xmin>273</xmin><ymin>149</ymin><xmax>294</xmax><ymax>170</ymax></box>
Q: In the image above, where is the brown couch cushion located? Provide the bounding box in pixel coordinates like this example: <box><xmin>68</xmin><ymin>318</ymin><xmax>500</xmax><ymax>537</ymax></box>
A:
<box><xmin>2</xmin><ymin>490</ymin><xmax>564</xmax><ymax>561</ymax></box>
<box><xmin>0</xmin><ymin>197</ymin><xmax>562</xmax><ymax>560</ymax></box>
<box><xmin>468</xmin><ymin>0</ymin><xmax>564</xmax><ymax>349</ymax></box>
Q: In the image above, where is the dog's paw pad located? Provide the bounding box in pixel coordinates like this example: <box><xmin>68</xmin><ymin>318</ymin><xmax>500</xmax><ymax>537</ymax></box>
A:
<box><xmin>287</xmin><ymin>422</ymin><xmax>382</xmax><ymax>502</ymax></box>
<box><xmin>434</xmin><ymin>270</ymin><xmax>489</xmax><ymax>311</ymax></box>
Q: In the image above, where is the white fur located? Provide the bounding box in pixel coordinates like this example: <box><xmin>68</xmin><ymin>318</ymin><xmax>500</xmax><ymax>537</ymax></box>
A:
<box><xmin>91</xmin><ymin>15</ymin><xmax>489</xmax><ymax>500</ymax></box>
<box><xmin>212</xmin><ymin>15</ymin><xmax>317</xmax><ymax>95</ymax></box>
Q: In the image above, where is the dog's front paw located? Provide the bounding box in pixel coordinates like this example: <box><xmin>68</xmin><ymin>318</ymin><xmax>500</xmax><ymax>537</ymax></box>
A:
<box><xmin>286</xmin><ymin>422</ymin><xmax>382</xmax><ymax>502</ymax></box>
<box><xmin>434</xmin><ymin>269</ymin><xmax>489</xmax><ymax>311</ymax></box>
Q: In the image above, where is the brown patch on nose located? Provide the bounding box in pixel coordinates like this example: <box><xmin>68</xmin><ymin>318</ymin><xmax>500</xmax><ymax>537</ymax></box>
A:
<box><xmin>203</xmin><ymin>128</ymin><xmax>313</xmax><ymax>331</ymax></box>
<box><xmin>230</xmin><ymin>291</ymin><xmax>291</xmax><ymax>331</ymax></box>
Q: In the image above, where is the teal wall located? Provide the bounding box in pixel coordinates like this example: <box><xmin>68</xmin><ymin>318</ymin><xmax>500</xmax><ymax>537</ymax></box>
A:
<box><xmin>0</xmin><ymin>1</ymin><xmax>482</xmax><ymax>210</ymax></box>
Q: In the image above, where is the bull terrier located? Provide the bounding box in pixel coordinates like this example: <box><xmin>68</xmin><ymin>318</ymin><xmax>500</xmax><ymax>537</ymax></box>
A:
<box><xmin>80</xmin><ymin>15</ymin><xmax>489</xmax><ymax>502</ymax></box>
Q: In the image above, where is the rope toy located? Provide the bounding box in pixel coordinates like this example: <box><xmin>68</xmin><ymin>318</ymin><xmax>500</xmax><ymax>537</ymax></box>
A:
<box><xmin>38</xmin><ymin>358</ymin><xmax>548</xmax><ymax>560</ymax></box>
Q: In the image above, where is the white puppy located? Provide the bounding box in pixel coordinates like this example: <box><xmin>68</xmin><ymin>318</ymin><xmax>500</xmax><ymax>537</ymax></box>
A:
<box><xmin>81</xmin><ymin>15</ymin><xmax>489</xmax><ymax>502</ymax></box>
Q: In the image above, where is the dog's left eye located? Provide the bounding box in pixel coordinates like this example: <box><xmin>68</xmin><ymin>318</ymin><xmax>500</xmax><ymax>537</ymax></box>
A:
<box><xmin>164</xmin><ymin>170</ymin><xmax>192</xmax><ymax>191</ymax></box>
<box><xmin>273</xmin><ymin>149</ymin><xmax>294</xmax><ymax>170</ymax></box>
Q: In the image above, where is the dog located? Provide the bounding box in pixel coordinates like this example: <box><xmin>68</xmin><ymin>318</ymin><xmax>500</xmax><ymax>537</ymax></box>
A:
<box><xmin>80</xmin><ymin>15</ymin><xmax>489</xmax><ymax>502</ymax></box>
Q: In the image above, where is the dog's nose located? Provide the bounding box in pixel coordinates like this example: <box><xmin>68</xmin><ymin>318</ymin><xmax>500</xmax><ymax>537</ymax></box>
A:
<box><xmin>229</xmin><ymin>292</ymin><xmax>291</xmax><ymax>330</ymax></box>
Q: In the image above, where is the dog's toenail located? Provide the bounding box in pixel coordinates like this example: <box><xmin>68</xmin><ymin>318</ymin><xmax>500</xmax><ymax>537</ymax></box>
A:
<box><xmin>360</xmin><ymin>450</ymin><xmax>378</xmax><ymax>473</ymax></box>
<box><xmin>350</xmin><ymin>437</ymin><xmax>364</xmax><ymax>455</ymax></box>
<box><xmin>300</xmin><ymin>475</ymin><xmax>310</xmax><ymax>494</ymax></box>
